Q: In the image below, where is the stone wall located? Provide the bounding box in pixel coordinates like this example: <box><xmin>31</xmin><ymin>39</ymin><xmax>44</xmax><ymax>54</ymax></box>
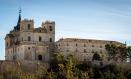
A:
<box><xmin>56</xmin><ymin>38</ymin><xmax>125</xmax><ymax>61</ymax></box>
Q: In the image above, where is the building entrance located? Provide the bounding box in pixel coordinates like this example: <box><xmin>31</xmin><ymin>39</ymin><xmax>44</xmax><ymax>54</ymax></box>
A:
<box><xmin>38</xmin><ymin>55</ymin><xmax>42</xmax><ymax>61</ymax></box>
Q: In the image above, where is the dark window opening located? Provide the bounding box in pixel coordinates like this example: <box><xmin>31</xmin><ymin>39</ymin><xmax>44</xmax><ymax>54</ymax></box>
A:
<box><xmin>28</xmin><ymin>47</ymin><xmax>30</xmax><ymax>50</ymax></box>
<box><xmin>28</xmin><ymin>36</ymin><xmax>31</xmax><ymax>41</ymax></box>
<box><xmin>49</xmin><ymin>26</ymin><xmax>52</xmax><ymax>31</ymax></box>
<box><xmin>67</xmin><ymin>43</ymin><xmax>69</xmax><ymax>46</ymax></box>
<box><xmin>84</xmin><ymin>44</ymin><xmax>86</xmax><ymax>47</ymax></box>
<box><xmin>50</xmin><ymin>38</ymin><xmax>52</xmax><ymax>42</ymax></box>
<box><xmin>84</xmin><ymin>49</ymin><xmax>86</xmax><ymax>53</ymax></box>
<box><xmin>39</xmin><ymin>36</ymin><xmax>42</xmax><ymax>42</ymax></box>
<box><xmin>28</xmin><ymin>24</ymin><xmax>31</xmax><ymax>30</ymax></box>
<box><xmin>38</xmin><ymin>55</ymin><xmax>42</xmax><ymax>61</ymax></box>
<box><xmin>92</xmin><ymin>50</ymin><xmax>94</xmax><ymax>53</ymax></box>
<box><xmin>67</xmin><ymin>49</ymin><xmax>69</xmax><ymax>52</ymax></box>
<box><xmin>110</xmin><ymin>41</ymin><xmax>113</xmax><ymax>44</ymax></box>
<box><xmin>92</xmin><ymin>52</ymin><xmax>101</xmax><ymax>61</ymax></box>
<box><xmin>13</xmin><ymin>55</ymin><xmax>16</xmax><ymax>60</ymax></box>
<box><xmin>76</xmin><ymin>44</ymin><xmax>78</xmax><ymax>47</ymax></box>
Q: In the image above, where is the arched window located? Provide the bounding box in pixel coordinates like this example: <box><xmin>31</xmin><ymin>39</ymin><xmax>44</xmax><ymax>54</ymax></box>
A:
<box><xmin>49</xmin><ymin>26</ymin><xmax>52</xmax><ymax>31</ymax></box>
<box><xmin>39</xmin><ymin>36</ymin><xmax>42</xmax><ymax>42</ymax></box>
<box><xmin>28</xmin><ymin>24</ymin><xmax>31</xmax><ymax>30</ymax></box>
<box><xmin>28</xmin><ymin>36</ymin><xmax>31</xmax><ymax>41</ymax></box>
<box><xmin>50</xmin><ymin>38</ymin><xmax>52</xmax><ymax>42</ymax></box>
<box><xmin>28</xmin><ymin>47</ymin><xmax>30</xmax><ymax>50</ymax></box>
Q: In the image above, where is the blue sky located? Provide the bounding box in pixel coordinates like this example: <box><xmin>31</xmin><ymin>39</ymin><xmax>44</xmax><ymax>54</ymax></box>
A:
<box><xmin>0</xmin><ymin>0</ymin><xmax>131</xmax><ymax>60</ymax></box>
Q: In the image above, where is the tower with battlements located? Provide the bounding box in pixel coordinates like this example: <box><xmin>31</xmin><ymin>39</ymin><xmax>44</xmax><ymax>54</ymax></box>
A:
<box><xmin>5</xmin><ymin>10</ymin><xmax>55</xmax><ymax>62</ymax></box>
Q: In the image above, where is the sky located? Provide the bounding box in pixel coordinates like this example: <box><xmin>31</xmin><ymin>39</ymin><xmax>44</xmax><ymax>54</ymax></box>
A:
<box><xmin>0</xmin><ymin>0</ymin><xmax>131</xmax><ymax>60</ymax></box>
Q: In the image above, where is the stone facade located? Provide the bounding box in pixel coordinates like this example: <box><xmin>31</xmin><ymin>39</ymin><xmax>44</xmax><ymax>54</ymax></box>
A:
<box><xmin>5</xmin><ymin>10</ymin><xmax>125</xmax><ymax>62</ymax></box>
<box><xmin>5</xmin><ymin>12</ymin><xmax>55</xmax><ymax>62</ymax></box>
<box><xmin>56</xmin><ymin>38</ymin><xmax>125</xmax><ymax>61</ymax></box>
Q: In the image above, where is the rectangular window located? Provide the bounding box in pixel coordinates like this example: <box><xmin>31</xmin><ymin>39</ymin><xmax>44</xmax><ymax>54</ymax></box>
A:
<box><xmin>28</xmin><ymin>24</ymin><xmax>31</xmax><ymax>30</ymax></box>
<box><xmin>49</xmin><ymin>26</ymin><xmax>52</xmax><ymax>31</ymax></box>
<box><xmin>50</xmin><ymin>38</ymin><xmax>52</xmax><ymax>42</ymax></box>
<box><xmin>39</xmin><ymin>36</ymin><xmax>42</xmax><ymax>42</ymax></box>
<box><xmin>84</xmin><ymin>44</ymin><xmax>86</xmax><ymax>47</ymax></box>
<box><xmin>76</xmin><ymin>44</ymin><xmax>78</xmax><ymax>47</ymax></box>
<box><xmin>28</xmin><ymin>36</ymin><xmax>31</xmax><ymax>41</ymax></box>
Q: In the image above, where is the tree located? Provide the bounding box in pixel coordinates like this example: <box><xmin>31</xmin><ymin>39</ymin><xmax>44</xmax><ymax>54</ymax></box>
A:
<box><xmin>105</xmin><ymin>44</ymin><xmax>129</xmax><ymax>61</ymax></box>
<box><xmin>105</xmin><ymin>44</ymin><xmax>118</xmax><ymax>60</ymax></box>
<box><xmin>92</xmin><ymin>52</ymin><xmax>101</xmax><ymax>61</ymax></box>
<box><xmin>35</xmin><ymin>62</ymin><xmax>47</xmax><ymax>79</ymax></box>
<box><xmin>79</xmin><ymin>71</ymin><xmax>89</xmax><ymax>79</ymax></box>
<box><xmin>65</xmin><ymin>54</ymin><xmax>76</xmax><ymax>79</ymax></box>
<box><xmin>126</xmin><ymin>71</ymin><xmax>131</xmax><ymax>79</ymax></box>
<box><xmin>50</xmin><ymin>52</ymin><xmax>65</xmax><ymax>72</ymax></box>
<box><xmin>115</xmin><ymin>73</ymin><xmax>126</xmax><ymax>79</ymax></box>
<box><xmin>118</xmin><ymin>45</ymin><xmax>127</xmax><ymax>61</ymax></box>
<box><xmin>0</xmin><ymin>74</ymin><xmax>4</xmax><ymax>79</ymax></box>
<box><xmin>127</xmin><ymin>46</ymin><xmax>131</xmax><ymax>62</ymax></box>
